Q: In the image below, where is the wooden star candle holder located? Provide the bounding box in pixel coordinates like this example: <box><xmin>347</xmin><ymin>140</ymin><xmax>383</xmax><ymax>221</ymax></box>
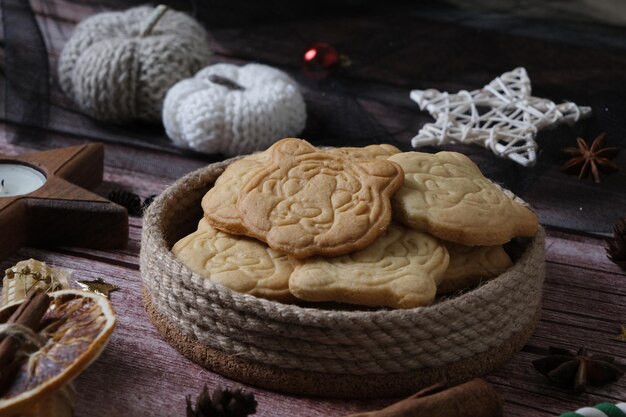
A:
<box><xmin>0</xmin><ymin>143</ymin><xmax>128</xmax><ymax>261</ymax></box>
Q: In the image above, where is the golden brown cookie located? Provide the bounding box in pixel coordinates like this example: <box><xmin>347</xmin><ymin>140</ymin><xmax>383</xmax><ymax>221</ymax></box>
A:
<box><xmin>172</xmin><ymin>219</ymin><xmax>295</xmax><ymax>302</ymax></box>
<box><xmin>388</xmin><ymin>151</ymin><xmax>538</xmax><ymax>245</ymax></box>
<box><xmin>329</xmin><ymin>144</ymin><xmax>401</xmax><ymax>160</ymax></box>
<box><xmin>201</xmin><ymin>151</ymin><xmax>270</xmax><ymax>234</ymax></box>
<box><xmin>202</xmin><ymin>144</ymin><xmax>399</xmax><ymax>235</ymax></box>
<box><xmin>438</xmin><ymin>243</ymin><xmax>512</xmax><ymax>294</ymax></box>
<box><xmin>236</xmin><ymin>138</ymin><xmax>405</xmax><ymax>258</ymax></box>
<box><xmin>289</xmin><ymin>224</ymin><xmax>449</xmax><ymax>309</ymax></box>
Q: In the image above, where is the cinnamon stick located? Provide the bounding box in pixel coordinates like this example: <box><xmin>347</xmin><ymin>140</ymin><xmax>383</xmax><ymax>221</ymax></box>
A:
<box><xmin>0</xmin><ymin>290</ymin><xmax>50</xmax><ymax>396</ymax></box>
<box><xmin>344</xmin><ymin>378</ymin><xmax>503</xmax><ymax>417</ymax></box>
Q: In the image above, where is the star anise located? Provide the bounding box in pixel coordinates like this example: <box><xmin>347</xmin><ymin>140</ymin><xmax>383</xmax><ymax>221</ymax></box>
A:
<box><xmin>561</xmin><ymin>133</ymin><xmax>620</xmax><ymax>183</ymax></box>
<box><xmin>532</xmin><ymin>346</ymin><xmax>624</xmax><ymax>393</ymax></box>
<box><xmin>607</xmin><ymin>217</ymin><xmax>626</xmax><ymax>270</ymax></box>
<box><xmin>186</xmin><ymin>385</ymin><xmax>257</xmax><ymax>417</ymax></box>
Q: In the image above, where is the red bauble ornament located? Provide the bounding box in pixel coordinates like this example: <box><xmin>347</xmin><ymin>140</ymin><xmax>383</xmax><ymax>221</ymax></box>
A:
<box><xmin>303</xmin><ymin>42</ymin><xmax>340</xmax><ymax>77</ymax></box>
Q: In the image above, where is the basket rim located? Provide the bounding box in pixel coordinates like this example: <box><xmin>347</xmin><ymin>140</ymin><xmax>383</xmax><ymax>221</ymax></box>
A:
<box><xmin>142</xmin><ymin>285</ymin><xmax>542</xmax><ymax>397</ymax></box>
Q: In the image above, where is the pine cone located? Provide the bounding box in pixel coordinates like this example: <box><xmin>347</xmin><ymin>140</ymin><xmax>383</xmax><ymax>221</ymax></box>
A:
<box><xmin>186</xmin><ymin>386</ymin><xmax>257</xmax><ymax>417</ymax></box>
<box><xmin>607</xmin><ymin>217</ymin><xmax>626</xmax><ymax>270</ymax></box>
<box><xmin>108</xmin><ymin>189</ymin><xmax>143</xmax><ymax>216</ymax></box>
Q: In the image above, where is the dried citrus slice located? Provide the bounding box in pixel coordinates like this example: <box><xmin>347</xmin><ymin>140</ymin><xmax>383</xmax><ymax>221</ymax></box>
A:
<box><xmin>0</xmin><ymin>289</ymin><xmax>116</xmax><ymax>416</ymax></box>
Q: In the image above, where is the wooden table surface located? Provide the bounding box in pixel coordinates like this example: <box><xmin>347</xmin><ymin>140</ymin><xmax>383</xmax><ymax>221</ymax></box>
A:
<box><xmin>1</xmin><ymin>1</ymin><xmax>625</xmax><ymax>416</ymax></box>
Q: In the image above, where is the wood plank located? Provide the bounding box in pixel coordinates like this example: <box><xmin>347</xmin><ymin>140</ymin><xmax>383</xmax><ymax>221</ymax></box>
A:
<box><xmin>1</xmin><ymin>223</ymin><xmax>623</xmax><ymax>416</ymax></box>
<box><xmin>546</xmin><ymin>229</ymin><xmax>625</xmax><ymax>275</ymax></box>
<box><xmin>0</xmin><ymin>124</ymin><xmax>211</xmax><ymax>180</ymax></box>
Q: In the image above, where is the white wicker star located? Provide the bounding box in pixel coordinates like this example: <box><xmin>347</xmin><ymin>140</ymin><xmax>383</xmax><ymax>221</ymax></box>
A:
<box><xmin>410</xmin><ymin>67</ymin><xmax>592</xmax><ymax>167</ymax></box>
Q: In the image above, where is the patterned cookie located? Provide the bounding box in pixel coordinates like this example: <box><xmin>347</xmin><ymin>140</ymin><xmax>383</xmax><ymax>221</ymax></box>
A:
<box><xmin>438</xmin><ymin>243</ymin><xmax>512</xmax><ymax>294</ymax></box>
<box><xmin>289</xmin><ymin>224</ymin><xmax>449</xmax><ymax>309</ymax></box>
<box><xmin>202</xmin><ymin>143</ymin><xmax>400</xmax><ymax>235</ymax></box>
<box><xmin>172</xmin><ymin>219</ymin><xmax>295</xmax><ymax>302</ymax></box>
<box><xmin>328</xmin><ymin>144</ymin><xmax>401</xmax><ymax>160</ymax></box>
<box><xmin>388</xmin><ymin>151</ymin><xmax>538</xmax><ymax>245</ymax></box>
<box><xmin>237</xmin><ymin>138</ymin><xmax>405</xmax><ymax>258</ymax></box>
<box><xmin>201</xmin><ymin>150</ymin><xmax>270</xmax><ymax>234</ymax></box>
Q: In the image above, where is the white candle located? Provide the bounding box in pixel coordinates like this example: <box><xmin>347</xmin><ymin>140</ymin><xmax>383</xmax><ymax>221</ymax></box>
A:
<box><xmin>0</xmin><ymin>163</ymin><xmax>47</xmax><ymax>197</ymax></box>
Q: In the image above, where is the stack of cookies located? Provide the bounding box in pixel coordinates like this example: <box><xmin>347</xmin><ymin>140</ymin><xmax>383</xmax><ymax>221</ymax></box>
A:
<box><xmin>172</xmin><ymin>138</ymin><xmax>538</xmax><ymax>309</ymax></box>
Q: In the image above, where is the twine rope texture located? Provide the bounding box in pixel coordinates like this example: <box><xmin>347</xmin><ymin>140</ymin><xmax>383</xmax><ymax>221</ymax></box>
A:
<box><xmin>0</xmin><ymin>322</ymin><xmax>47</xmax><ymax>375</ymax></box>
<box><xmin>410</xmin><ymin>67</ymin><xmax>591</xmax><ymax>167</ymax></box>
<box><xmin>0</xmin><ymin>322</ymin><xmax>45</xmax><ymax>349</ymax></box>
<box><xmin>141</xmin><ymin>158</ymin><xmax>545</xmax><ymax>375</ymax></box>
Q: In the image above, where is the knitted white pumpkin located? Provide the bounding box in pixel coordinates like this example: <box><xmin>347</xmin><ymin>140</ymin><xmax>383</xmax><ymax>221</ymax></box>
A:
<box><xmin>163</xmin><ymin>63</ymin><xmax>306</xmax><ymax>156</ymax></box>
<box><xmin>58</xmin><ymin>5</ymin><xmax>212</xmax><ymax>122</ymax></box>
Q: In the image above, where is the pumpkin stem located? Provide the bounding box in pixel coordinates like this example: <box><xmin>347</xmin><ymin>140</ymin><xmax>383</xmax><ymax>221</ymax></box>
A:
<box><xmin>139</xmin><ymin>5</ymin><xmax>169</xmax><ymax>37</ymax></box>
<box><xmin>208</xmin><ymin>74</ymin><xmax>245</xmax><ymax>91</ymax></box>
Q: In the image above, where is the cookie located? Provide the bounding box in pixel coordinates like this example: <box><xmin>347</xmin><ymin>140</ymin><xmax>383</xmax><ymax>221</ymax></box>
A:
<box><xmin>202</xmin><ymin>143</ymin><xmax>400</xmax><ymax>235</ymax></box>
<box><xmin>388</xmin><ymin>151</ymin><xmax>538</xmax><ymax>245</ymax></box>
<box><xmin>438</xmin><ymin>243</ymin><xmax>512</xmax><ymax>294</ymax></box>
<box><xmin>172</xmin><ymin>219</ymin><xmax>295</xmax><ymax>302</ymax></box>
<box><xmin>237</xmin><ymin>138</ymin><xmax>405</xmax><ymax>258</ymax></box>
<box><xmin>289</xmin><ymin>224</ymin><xmax>449</xmax><ymax>309</ymax></box>
<box><xmin>201</xmin><ymin>151</ymin><xmax>270</xmax><ymax>234</ymax></box>
<box><xmin>329</xmin><ymin>144</ymin><xmax>401</xmax><ymax>160</ymax></box>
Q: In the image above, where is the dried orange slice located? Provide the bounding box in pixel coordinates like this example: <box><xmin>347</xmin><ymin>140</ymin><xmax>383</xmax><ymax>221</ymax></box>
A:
<box><xmin>0</xmin><ymin>289</ymin><xmax>116</xmax><ymax>416</ymax></box>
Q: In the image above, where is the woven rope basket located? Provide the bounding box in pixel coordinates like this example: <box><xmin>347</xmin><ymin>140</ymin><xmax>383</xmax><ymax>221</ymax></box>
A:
<box><xmin>140</xmin><ymin>156</ymin><xmax>545</xmax><ymax>398</ymax></box>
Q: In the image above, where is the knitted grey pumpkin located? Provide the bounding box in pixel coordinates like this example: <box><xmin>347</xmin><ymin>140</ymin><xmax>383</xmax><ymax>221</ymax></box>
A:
<box><xmin>58</xmin><ymin>5</ymin><xmax>212</xmax><ymax>123</ymax></box>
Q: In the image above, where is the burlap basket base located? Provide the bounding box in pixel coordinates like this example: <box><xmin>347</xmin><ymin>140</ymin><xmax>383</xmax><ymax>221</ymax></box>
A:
<box><xmin>144</xmin><ymin>289</ymin><xmax>540</xmax><ymax>398</ymax></box>
<box><xmin>140</xmin><ymin>156</ymin><xmax>546</xmax><ymax>399</ymax></box>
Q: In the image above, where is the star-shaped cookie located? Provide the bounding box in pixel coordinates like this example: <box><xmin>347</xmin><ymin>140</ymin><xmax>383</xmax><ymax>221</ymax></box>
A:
<box><xmin>201</xmin><ymin>144</ymin><xmax>401</xmax><ymax>236</ymax></box>
<box><xmin>289</xmin><ymin>223</ymin><xmax>449</xmax><ymax>309</ymax></box>
<box><xmin>172</xmin><ymin>219</ymin><xmax>295</xmax><ymax>302</ymax></box>
<box><xmin>236</xmin><ymin>138</ymin><xmax>404</xmax><ymax>258</ymax></box>
<box><xmin>411</xmin><ymin>67</ymin><xmax>591</xmax><ymax>167</ymax></box>
<box><xmin>437</xmin><ymin>243</ymin><xmax>512</xmax><ymax>294</ymax></box>
<box><xmin>202</xmin><ymin>150</ymin><xmax>270</xmax><ymax>235</ymax></box>
<box><xmin>389</xmin><ymin>151</ymin><xmax>538</xmax><ymax>246</ymax></box>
